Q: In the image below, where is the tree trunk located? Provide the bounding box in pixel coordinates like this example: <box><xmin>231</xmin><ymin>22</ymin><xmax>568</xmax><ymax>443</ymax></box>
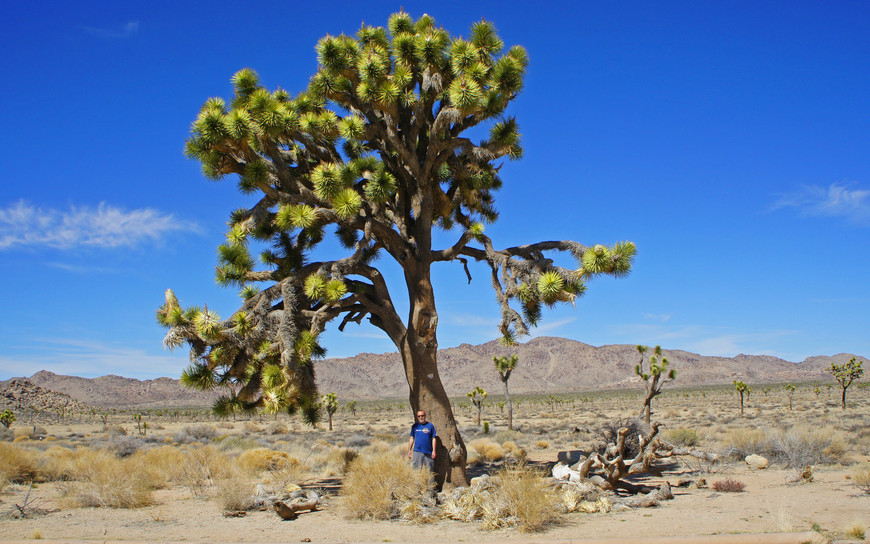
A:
<box><xmin>400</xmin><ymin>269</ymin><xmax>468</xmax><ymax>489</ymax></box>
<box><xmin>503</xmin><ymin>380</ymin><xmax>513</xmax><ymax>431</ymax></box>
<box><xmin>739</xmin><ymin>393</ymin><xmax>744</xmax><ymax>415</ymax></box>
<box><xmin>841</xmin><ymin>387</ymin><xmax>847</xmax><ymax>409</ymax></box>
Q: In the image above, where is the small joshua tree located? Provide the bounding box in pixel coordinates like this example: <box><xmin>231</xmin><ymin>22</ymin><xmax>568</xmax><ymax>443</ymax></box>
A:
<box><xmin>635</xmin><ymin>345</ymin><xmax>677</xmax><ymax>424</ymax></box>
<box><xmin>467</xmin><ymin>386</ymin><xmax>487</xmax><ymax>426</ymax></box>
<box><xmin>734</xmin><ymin>380</ymin><xmax>751</xmax><ymax>416</ymax></box>
<box><xmin>346</xmin><ymin>400</ymin><xmax>357</xmax><ymax>416</ymax></box>
<box><xmin>493</xmin><ymin>354</ymin><xmax>518</xmax><ymax>430</ymax></box>
<box><xmin>784</xmin><ymin>383</ymin><xmax>796</xmax><ymax>411</ymax></box>
<box><xmin>830</xmin><ymin>357</ymin><xmax>864</xmax><ymax>409</ymax></box>
<box><xmin>322</xmin><ymin>392</ymin><xmax>338</xmax><ymax>431</ymax></box>
<box><xmin>0</xmin><ymin>409</ymin><xmax>15</xmax><ymax>429</ymax></box>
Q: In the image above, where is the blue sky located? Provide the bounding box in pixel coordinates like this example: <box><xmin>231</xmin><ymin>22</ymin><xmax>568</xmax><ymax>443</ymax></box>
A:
<box><xmin>1</xmin><ymin>1</ymin><xmax>868</xmax><ymax>380</ymax></box>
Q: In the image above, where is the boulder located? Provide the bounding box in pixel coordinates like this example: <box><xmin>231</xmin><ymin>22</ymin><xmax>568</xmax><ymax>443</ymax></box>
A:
<box><xmin>745</xmin><ymin>454</ymin><xmax>769</xmax><ymax>469</ymax></box>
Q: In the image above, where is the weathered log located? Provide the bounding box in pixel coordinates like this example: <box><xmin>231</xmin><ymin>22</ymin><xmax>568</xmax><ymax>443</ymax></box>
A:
<box><xmin>273</xmin><ymin>498</ymin><xmax>319</xmax><ymax>520</ymax></box>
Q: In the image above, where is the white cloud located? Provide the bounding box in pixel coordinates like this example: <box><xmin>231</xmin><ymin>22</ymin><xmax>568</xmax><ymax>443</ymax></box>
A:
<box><xmin>773</xmin><ymin>182</ymin><xmax>870</xmax><ymax>225</ymax></box>
<box><xmin>83</xmin><ymin>21</ymin><xmax>139</xmax><ymax>39</ymax></box>
<box><xmin>609</xmin><ymin>322</ymin><xmax>797</xmax><ymax>358</ymax></box>
<box><xmin>0</xmin><ymin>200</ymin><xmax>199</xmax><ymax>250</ymax></box>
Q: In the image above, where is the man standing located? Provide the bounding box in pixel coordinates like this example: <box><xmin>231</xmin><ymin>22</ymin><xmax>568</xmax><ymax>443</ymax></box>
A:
<box><xmin>407</xmin><ymin>409</ymin><xmax>436</xmax><ymax>471</ymax></box>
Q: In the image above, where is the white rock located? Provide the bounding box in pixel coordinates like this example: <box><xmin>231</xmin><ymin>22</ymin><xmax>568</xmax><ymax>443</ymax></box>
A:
<box><xmin>745</xmin><ymin>454</ymin><xmax>769</xmax><ymax>469</ymax></box>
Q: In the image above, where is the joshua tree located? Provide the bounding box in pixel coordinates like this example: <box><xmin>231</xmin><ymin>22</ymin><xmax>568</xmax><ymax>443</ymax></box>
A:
<box><xmin>156</xmin><ymin>11</ymin><xmax>635</xmax><ymax>487</ymax></box>
<box><xmin>322</xmin><ymin>392</ymin><xmax>338</xmax><ymax>430</ymax></box>
<box><xmin>467</xmin><ymin>386</ymin><xmax>487</xmax><ymax>426</ymax></box>
<box><xmin>734</xmin><ymin>380</ymin><xmax>751</xmax><ymax>416</ymax></box>
<box><xmin>634</xmin><ymin>345</ymin><xmax>676</xmax><ymax>424</ymax></box>
<box><xmin>830</xmin><ymin>357</ymin><xmax>864</xmax><ymax>409</ymax></box>
<box><xmin>784</xmin><ymin>383</ymin><xmax>796</xmax><ymax>411</ymax></box>
<box><xmin>0</xmin><ymin>409</ymin><xmax>15</xmax><ymax>429</ymax></box>
<box><xmin>493</xmin><ymin>354</ymin><xmax>518</xmax><ymax>430</ymax></box>
<box><xmin>346</xmin><ymin>400</ymin><xmax>358</xmax><ymax>416</ymax></box>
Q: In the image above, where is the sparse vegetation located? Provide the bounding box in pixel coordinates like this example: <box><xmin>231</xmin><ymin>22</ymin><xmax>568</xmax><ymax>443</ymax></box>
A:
<box><xmin>340</xmin><ymin>452</ymin><xmax>433</xmax><ymax>520</ymax></box>
<box><xmin>711</xmin><ymin>478</ymin><xmax>745</xmax><ymax>492</ymax></box>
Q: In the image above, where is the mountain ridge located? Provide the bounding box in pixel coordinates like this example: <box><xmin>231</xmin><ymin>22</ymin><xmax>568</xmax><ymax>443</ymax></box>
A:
<box><xmin>2</xmin><ymin>337</ymin><xmax>863</xmax><ymax>408</ymax></box>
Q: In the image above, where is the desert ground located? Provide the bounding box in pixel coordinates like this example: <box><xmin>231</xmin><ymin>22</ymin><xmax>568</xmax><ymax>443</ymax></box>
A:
<box><xmin>2</xmin><ymin>384</ymin><xmax>869</xmax><ymax>543</ymax></box>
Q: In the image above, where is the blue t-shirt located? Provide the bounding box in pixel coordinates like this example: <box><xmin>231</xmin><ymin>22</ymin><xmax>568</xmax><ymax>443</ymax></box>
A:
<box><xmin>410</xmin><ymin>421</ymin><xmax>436</xmax><ymax>454</ymax></box>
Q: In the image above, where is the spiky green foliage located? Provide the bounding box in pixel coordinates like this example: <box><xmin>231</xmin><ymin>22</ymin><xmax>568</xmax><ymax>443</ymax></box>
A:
<box><xmin>634</xmin><ymin>345</ymin><xmax>676</xmax><ymax>424</ymax></box>
<box><xmin>830</xmin><ymin>357</ymin><xmax>863</xmax><ymax>409</ymax></box>
<box><xmin>467</xmin><ymin>386</ymin><xmax>487</xmax><ymax>426</ymax></box>
<box><xmin>0</xmin><ymin>409</ymin><xmax>14</xmax><ymax>429</ymax></box>
<box><xmin>161</xmin><ymin>12</ymin><xmax>635</xmax><ymax>437</ymax></box>
<box><xmin>322</xmin><ymin>392</ymin><xmax>338</xmax><ymax>430</ymax></box>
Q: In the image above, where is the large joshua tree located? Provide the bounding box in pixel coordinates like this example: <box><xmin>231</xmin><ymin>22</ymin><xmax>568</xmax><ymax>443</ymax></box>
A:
<box><xmin>157</xmin><ymin>12</ymin><xmax>635</xmax><ymax>487</ymax></box>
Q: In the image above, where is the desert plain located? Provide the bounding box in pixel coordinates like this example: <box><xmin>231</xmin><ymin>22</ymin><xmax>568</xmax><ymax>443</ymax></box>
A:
<box><xmin>1</xmin><ymin>383</ymin><xmax>869</xmax><ymax>543</ymax></box>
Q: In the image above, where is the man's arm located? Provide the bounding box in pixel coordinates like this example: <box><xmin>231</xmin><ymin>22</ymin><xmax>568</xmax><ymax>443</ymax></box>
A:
<box><xmin>431</xmin><ymin>431</ymin><xmax>436</xmax><ymax>459</ymax></box>
<box><xmin>408</xmin><ymin>435</ymin><xmax>414</xmax><ymax>458</ymax></box>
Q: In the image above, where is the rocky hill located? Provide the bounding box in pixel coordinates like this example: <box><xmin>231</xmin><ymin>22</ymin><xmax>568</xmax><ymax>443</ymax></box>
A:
<box><xmin>1</xmin><ymin>337</ymin><xmax>863</xmax><ymax>407</ymax></box>
<box><xmin>0</xmin><ymin>379</ymin><xmax>95</xmax><ymax>417</ymax></box>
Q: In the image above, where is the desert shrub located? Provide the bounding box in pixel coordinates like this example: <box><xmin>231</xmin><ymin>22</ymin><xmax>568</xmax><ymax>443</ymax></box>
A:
<box><xmin>665</xmin><ymin>428</ymin><xmax>699</xmax><ymax>447</ymax></box>
<box><xmin>0</xmin><ymin>428</ymin><xmax>14</xmax><ymax>442</ymax></box>
<box><xmin>469</xmin><ymin>438</ymin><xmax>505</xmax><ymax>463</ymax></box>
<box><xmin>243</xmin><ymin>422</ymin><xmax>263</xmax><ymax>434</ymax></box>
<box><xmin>852</xmin><ymin>465</ymin><xmax>870</xmax><ymax>494</ymax></box>
<box><xmin>101</xmin><ymin>435</ymin><xmax>146</xmax><ymax>457</ymax></box>
<box><xmin>711</xmin><ymin>478</ymin><xmax>745</xmax><ymax>492</ymax></box>
<box><xmin>214</xmin><ymin>473</ymin><xmax>257</xmax><ymax>511</ymax></box>
<box><xmin>322</xmin><ymin>446</ymin><xmax>358</xmax><ymax>475</ymax></box>
<box><xmin>493</xmin><ymin>430</ymin><xmax>523</xmax><ymax>443</ymax></box>
<box><xmin>344</xmin><ymin>434</ymin><xmax>371</xmax><ymax>448</ymax></box>
<box><xmin>535</xmin><ymin>440</ymin><xmax>549</xmax><ymax>449</ymax></box>
<box><xmin>173</xmin><ymin>424</ymin><xmax>217</xmax><ymax>444</ymax></box>
<box><xmin>103</xmin><ymin>424</ymin><xmax>127</xmax><ymax>436</ymax></box>
<box><xmin>770</xmin><ymin>426</ymin><xmax>846</xmax><ymax>467</ymax></box>
<box><xmin>216</xmin><ymin>434</ymin><xmax>263</xmax><ymax>452</ymax></box>
<box><xmin>846</xmin><ymin>522</ymin><xmax>866</xmax><ymax>540</ymax></box>
<box><xmin>238</xmin><ymin>448</ymin><xmax>296</xmax><ymax>473</ymax></box>
<box><xmin>176</xmin><ymin>445</ymin><xmax>234</xmax><ymax>497</ymax></box>
<box><xmin>340</xmin><ymin>452</ymin><xmax>433</xmax><ymax>520</ymax></box>
<box><xmin>482</xmin><ymin>465</ymin><xmax>560</xmax><ymax>532</ymax></box>
<box><xmin>0</xmin><ymin>442</ymin><xmax>45</xmax><ymax>482</ymax></box>
<box><xmin>266</xmin><ymin>422</ymin><xmax>288</xmax><ymax>435</ymax></box>
<box><xmin>57</xmin><ymin>448</ymin><xmax>154</xmax><ymax>508</ymax></box>
<box><xmin>128</xmin><ymin>445</ymin><xmax>191</xmax><ymax>488</ymax></box>
<box><xmin>723</xmin><ymin>427</ymin><xmax>767</xmax><ymax>458</ymax></box>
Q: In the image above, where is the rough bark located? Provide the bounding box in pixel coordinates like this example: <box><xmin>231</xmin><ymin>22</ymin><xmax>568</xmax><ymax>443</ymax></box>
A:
<box><xmin>401</xmin><ymin>268</ymin><xmax>467</xmax><ymax>489</ymax></box>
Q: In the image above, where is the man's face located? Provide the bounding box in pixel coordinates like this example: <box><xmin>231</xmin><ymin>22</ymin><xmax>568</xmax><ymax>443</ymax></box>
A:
<box><xmin>416</xmin><ymin>411</ymin><xmax>426</xmax><ymax>423</ymax></box>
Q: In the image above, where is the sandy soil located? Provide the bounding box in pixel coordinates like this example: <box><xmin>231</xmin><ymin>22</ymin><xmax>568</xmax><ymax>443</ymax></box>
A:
<box><xmin>2</xmin><ymin>458</ymin><xmax>867</xmax><ymax>543</ymax></box>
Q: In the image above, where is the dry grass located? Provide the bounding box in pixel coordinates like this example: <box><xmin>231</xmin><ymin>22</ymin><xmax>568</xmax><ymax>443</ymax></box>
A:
<box><xmin>56</xmin><ymin>448</ymin><xmax>154</xmax><ymax>508</ymax></box>
<box><xmin>0</xmin><ymin>442</ymin><xmax>46</xmax><ymax>483</ymax></box>
<box><xmin>237</xmin><ymin>448</ymin><xmax>295</xmax><ymax>473</ymax></box>
<box><xmin>852</xmin><ymin>464</ymin><xmax>870</xmax><ymax>494</ymax></box>
<box><xmin>845</xmin><ymin>522</ymin><xmax>866</xmax><ymax>540</ymax></box>
<box><xmin>483</xmin><ymin>465</ymin><xmax>560</xmax><ymax>532</ymax></box>
<box><xmin>340</xmin><ymin>452</ymin><xmax>433</xmax><ymax>520</ymax></box>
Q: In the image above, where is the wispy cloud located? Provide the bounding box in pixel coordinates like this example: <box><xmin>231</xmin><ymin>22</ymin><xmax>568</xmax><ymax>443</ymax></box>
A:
<box><xmin>82</xmin><ymin>21</ymin><xmax>139</xmax><ymax>39</ymax></box>
<box><xmin>0</xmin><ymin>200</ymin><xmax>199</xmax><ymax>250</ymax></box>
<box><xmin>0</xmin><ymin>337</ymin><xmax>185</xmax><ymax>380</ymax></box>
<box><xmin>610</xmin><ymin>322</ymin><xmax>798</xmax><ymax>359</ymax></box>
<box><xmin>772</xmin><ymin>182</ymin><xmax>870</xmax><ymax>225</ymax></box>
<box><xmin>528</xmin><ymin>317</ymin><xmax>577</xmax><ymax>337</ymax></box>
